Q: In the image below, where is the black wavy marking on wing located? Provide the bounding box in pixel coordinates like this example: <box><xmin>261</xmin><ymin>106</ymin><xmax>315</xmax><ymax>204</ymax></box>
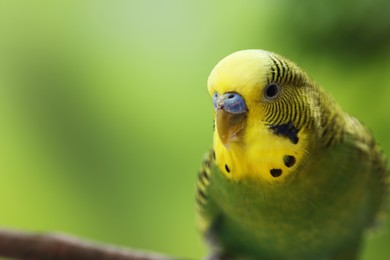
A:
<box><xmin>196</xmin><ymin>151</ymin><xmax>213</xmax><ymax>209</ymax></box>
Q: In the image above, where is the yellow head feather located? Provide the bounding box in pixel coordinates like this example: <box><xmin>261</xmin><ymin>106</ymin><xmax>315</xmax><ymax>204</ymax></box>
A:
<box><xmin>208</xmin><ymin>50</ymin><xmax>313</xmax><ymax>182</ymax></box>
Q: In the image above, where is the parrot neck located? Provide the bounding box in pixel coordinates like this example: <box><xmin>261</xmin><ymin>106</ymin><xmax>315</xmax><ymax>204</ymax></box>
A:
<box><xmin>213</xmin><ymin>121</ymin><xmax>310</xmax><ymax>182</ymax></box>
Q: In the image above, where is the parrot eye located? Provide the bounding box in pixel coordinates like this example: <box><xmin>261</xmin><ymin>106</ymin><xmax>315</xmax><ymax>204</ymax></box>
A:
<box><xmin>264</xmin><ymin>83</ymin><xmax>280</xmax><ymax>100</ymax></box>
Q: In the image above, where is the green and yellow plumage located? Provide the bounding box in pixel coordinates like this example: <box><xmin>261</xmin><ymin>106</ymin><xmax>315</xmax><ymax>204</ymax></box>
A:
<box><xmin>196</xmin><ymin>50</ymin><xmax>388</xmax><ymax>259</ymax></box>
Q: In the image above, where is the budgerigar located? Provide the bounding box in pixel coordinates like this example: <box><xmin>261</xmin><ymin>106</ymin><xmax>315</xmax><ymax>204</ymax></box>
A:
<box><xmin>196</xmin><ymin>50</ymin><xmax>388</xmax><ymax>260</ymax></box>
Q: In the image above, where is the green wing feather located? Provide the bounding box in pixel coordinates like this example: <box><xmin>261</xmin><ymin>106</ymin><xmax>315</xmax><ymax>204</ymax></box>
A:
<box><xmin>196</xmin><ymin>150</ymin><xmax>219</xmax><ymax>240</ymax></box>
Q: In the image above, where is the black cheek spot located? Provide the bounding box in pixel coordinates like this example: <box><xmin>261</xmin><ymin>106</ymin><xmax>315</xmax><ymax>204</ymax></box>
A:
<box><xmin>269</xmin><ymin>122</ymin><xmax>300</xmax><ymax>145</ymax></box>
<box><xmin>225</xmin><ymin>164</ymin><xmax>230</xmax><ymax>173</ymax></box>
<box><xmin>283</xmin><ymin>155</ymin><xmax>296</xmax><ymax>168</ymax></box>
<box><xmin>270</xmin><ymin>169</ymin><xmax>282</xmax><ymax>177</ymax></box>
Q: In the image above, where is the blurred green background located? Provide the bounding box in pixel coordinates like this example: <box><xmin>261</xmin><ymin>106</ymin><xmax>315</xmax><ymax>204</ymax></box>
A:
<box><xmin>0</xmin><ymin>1</ymin><xmax>389</xmax><ymax>259</ymax></box>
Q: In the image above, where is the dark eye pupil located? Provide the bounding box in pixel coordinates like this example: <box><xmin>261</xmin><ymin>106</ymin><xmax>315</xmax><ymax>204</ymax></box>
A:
<box><xmin>265</xmin><ymin>83</ymin><xmax>279</xmax><ymax>98</ymax></box>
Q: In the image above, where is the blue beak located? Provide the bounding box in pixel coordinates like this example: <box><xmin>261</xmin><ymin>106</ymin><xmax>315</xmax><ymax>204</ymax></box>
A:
<box><xmin>213</xmin><ymin>93</ymin><xmax>247</xmax><ymax>146</ymax></box>
<box><xmin>213</xmin><ymin>93</ymin><xmax>247</xmax><ymax>114</ymax></box>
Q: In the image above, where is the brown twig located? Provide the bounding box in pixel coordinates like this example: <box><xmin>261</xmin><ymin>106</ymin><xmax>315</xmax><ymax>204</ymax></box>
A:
<box><xmin>0</xmin><ymin>228</ymin><xmax>175</xmax><ymax>260</ymax></box>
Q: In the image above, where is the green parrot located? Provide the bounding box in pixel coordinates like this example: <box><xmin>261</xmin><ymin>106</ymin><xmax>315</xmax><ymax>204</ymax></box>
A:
<box><xmin>196</xmin><ymin>50</ymin><xmax>388</xmax><ymax>259</ymax></box>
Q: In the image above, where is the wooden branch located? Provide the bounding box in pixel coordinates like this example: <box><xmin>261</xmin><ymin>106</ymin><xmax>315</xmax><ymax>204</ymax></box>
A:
<box><xmin>0</xmin><ymin>228</ymin><xmax>175</xmax><ymax>260</ymax></box>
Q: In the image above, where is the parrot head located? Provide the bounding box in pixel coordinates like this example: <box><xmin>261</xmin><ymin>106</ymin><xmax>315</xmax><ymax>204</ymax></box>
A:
<box><xmin>208</xmin><ymin>50</ymin><xmax>317</xmax><ymax>182</ymax></box>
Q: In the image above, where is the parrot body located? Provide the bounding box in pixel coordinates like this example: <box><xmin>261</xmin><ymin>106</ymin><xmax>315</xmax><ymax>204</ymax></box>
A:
<box><xmin>196</xmin><ymin>50</ymin><xmax>388</xmax><ymax>259</ymax></box>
